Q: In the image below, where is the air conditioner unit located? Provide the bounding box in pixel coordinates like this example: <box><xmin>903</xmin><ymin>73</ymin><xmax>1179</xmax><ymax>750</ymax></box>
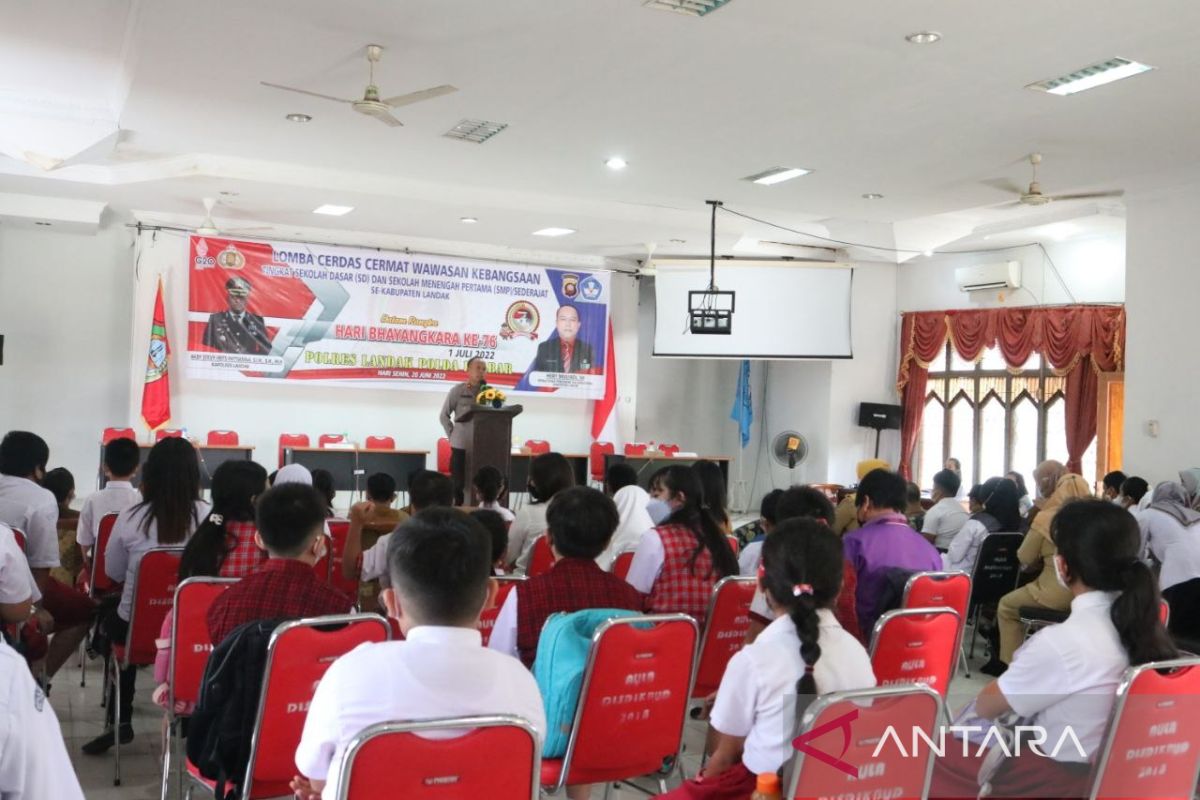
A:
<box><xmin>955</xmin><ymin>261</ymin><xmax>1021</xmax><ymax>292</ymax></box>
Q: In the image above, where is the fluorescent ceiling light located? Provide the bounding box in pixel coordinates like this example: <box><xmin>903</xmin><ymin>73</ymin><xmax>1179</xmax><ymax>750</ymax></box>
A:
<box><xmin>744</xmin><ymin>166</ymin><xmax>812</xmax><ymax>185</ymax></box>
<box><xmin>905</xmin><ymin>31</ymin><xmax>941</xmax><ymax>44</ymax></box>
<box><xmin>532</xmin><ymin>227</ymin><xmax>575</xmax><ymax>237</ymax></box>
<box><xmin>460</xmin><ymin>216</ymin><xmax>478</xmax><ymax>224</ymax></box>
<box><xmin>443</xmin><ymin>119</ymin><xmax>509</xmax><ymax>143</ymax></box>
<box><xmin>862</xmin><ymin>193</ymin><xmax>884</xmax><ymax>200</ymax></box>
<box><xmin>286</xmin><ymin>113</ymin><xmax>312</xmax><ymax>123</ymax></box>
<box><xmin>643</xmin><ymin>0</ymin><xmax>732</xmax><ymax>17</ymax></box>
<box><xmin>605</xmin><ymin>156</ymin><xmax>628</xmax><ymax>170</ymax></box>
<box><xmin>313</xmin><ymin>204</ymin><xmax>354</xmax><ymax>216</ymax></box>
<box><xmin>1026</xmin><ymin>57</ymin><xmax>1154</xmax><ymax>96</ymax></box>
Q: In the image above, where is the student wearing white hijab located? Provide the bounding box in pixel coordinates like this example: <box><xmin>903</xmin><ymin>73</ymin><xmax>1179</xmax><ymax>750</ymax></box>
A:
<box><xmin>1139</xmin><ymin>481</ymin><xmax>1200</xmax><ymax>568</ymax></box>
<box><xmin>598</xmin><ymin>485</ymin><xmax>654</xmax><ymax>570</ymax></box>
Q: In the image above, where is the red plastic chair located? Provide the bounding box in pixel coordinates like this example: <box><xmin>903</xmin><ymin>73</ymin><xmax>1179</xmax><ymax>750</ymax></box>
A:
<box><xmin>162</xmin><ymin>577</ymin><xmax>236</xmax><ymax>799</ymax></box>
<box><xmin>323</xmin><ymin>521</ymin><xmax>360</xmax><ymax>599</ymax></box>
<box><xmin>725</xmin><ymin>535</ymin><xmax>740</xmax><ymax>556</ymax></box>
<box><xmin>109</xmin><ymin>546</ymin><xmax>184</xmax><ymax>785</ymax></box>
<box><xmin>526</xmin><ymin>536</ymin><xmax>554</xmax><ymax>578</ymax></box>
<box><xmin>364</xmin><ymin>435</ymin><xmax>395</xmax><ymax>450</ymax></box>
<box><xmin>10</xmin><ymin>528</ymin><xmax>24</xmax><ymax>553</ymax></box>
<box><xmin>102</xmin><ymin>427</ymin><xmax>136</xmax><ymax>445</ymax></box>
<box><xmin>541</xmin><ymin>614</ymin><xmax>699</xmax><ymax>796</ymax></box>
<box><xmin>869</xmin><ymin>607</ymin><xmax>961</xmax><ymax>699</ymax></box>
<box><xmin>524</xmin><ymin>439</ymin><xmax>551</xmax><ymax>455</ymax></box>
<box><xmin>156</xmin><ymin>428</ymin><xmax>185</xmax><ymax>441</ymax></box>
<box><xmin>611</xmin><ymin>550</ymin><xmax>635</xmax><ymax>580</ymax></box>
<box><xmin>623</xmin><ymin>443</ymin><xmax>647</xmax><ymax>456</ymax></box>
<box><xmin>785</xmin><ymin>685</ymin><xmax>943</xmax><ymax>800</ymax></box>
<box><xmin>278</xmin><ymin>433</ymin><xmax>310</xmax><ymax>468</ymax></box>
<box><xmin>436</xmin><ymin>438</ymin><xmax>452</xmax><ymax>475</ymax></box>
<box><xmin>1161</xmin><ymin>598</ymin><xmax>1171</xmax><ymax>627</ymax></box>
<box><xmin>186</xmin><ymin>614</ymin><xmax>391</xmax><ymax>799</ymax></box>
<box><xmin>902</xmin><ymin>570</ymin><xmax>971</xmax><ymax>676</ymax></box>
<box><xmin>1084</xmin><ymin>656</ymin><xmax>1200</xmax><ymax>800</ymax></box>
<box><xmin>89</xmin><ymin>514</ymin><xmax>120</xmax><ymax>596</ymax></box>
<box><xmin>691</xmin><ymin>576</ymin><xmax>756</xmax><ymax>699</ymax></box>
<box><xmin>589</xmin><ymin>442</ymin><xmax>615</xmax><ymax>484</ymax></box>
<box><xmin>658</xmin><ymin>444</ymin><xmax>681</xmax><ymax>457</ymax></box>
<box><xmin>319</xmin><ymin>433</ymin><xmax>347</xmax><ymax>448</ymax></box>
<box><xmin>205</xmin><ymin>430</ymin><xmax>239</xmax><ymax>446</ymax></box>
<box><xmin>335</xmin><ymin>715</ymin><xmax>541</xmax><ymax>800</ymax></box>
<box><xmin>479</xmin><ymin>577</ymin><xmax>524</xmax><ymax>646</ymax></box>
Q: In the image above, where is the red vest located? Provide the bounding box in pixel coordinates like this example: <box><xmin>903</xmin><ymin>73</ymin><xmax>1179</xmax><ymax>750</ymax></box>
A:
<box><xmin>647</xmin><ymin>522</ymin><xmax>722</xmax><ymax>627</ymax></box>
<box><xmin>515</xmin><ymin>557</ymin><xmax>644</xmax><ymax>668</ymax></box>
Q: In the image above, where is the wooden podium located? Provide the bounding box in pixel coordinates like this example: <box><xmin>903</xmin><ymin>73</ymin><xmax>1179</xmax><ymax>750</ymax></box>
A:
<box><xmin>458</xmin><ymin>404</ymin><xmax>524</xmax><ymax>494</ymax></box>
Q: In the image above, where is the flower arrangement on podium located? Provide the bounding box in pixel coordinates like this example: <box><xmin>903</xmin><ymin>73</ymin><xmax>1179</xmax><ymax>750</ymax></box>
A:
<box><xmin>475</xmin><ymin>383</ymin><xmax>507</xmax><ymax>409</ymax></box>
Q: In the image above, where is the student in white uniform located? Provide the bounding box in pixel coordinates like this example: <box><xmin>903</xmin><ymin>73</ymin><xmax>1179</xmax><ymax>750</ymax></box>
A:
<box><xmin>921</xmin><ymin>469</ymin><xmax>969</xmax><ymax>550</ymax></box>
<box><xmin>660</xmin><ymin>518</ymin><xmax>876</xmax><ymax>800</ymax></box>
<box><xmin>0</xmin><ymin>523</ymin><xmax>40</xmax><ymax>623</ymax></box>
<box><xmin>1138</xmin><ymin>481</ymin><xmax>1200</xmax><ymax>568</ymax></box>
<box><xmin>930</xmin><ymin>499</ymin><xmax>1177</xmax><ymax>798</ymax></box>
<box><xmin>736</xmin><ymin>489</ymin><xmax>783</xmax><ymax>576</ymax></box>
<box><xmin>508</xmin><ymin>453</ymin><xmax>575</xmax><ymax>572</ymax></box>
<box><xmin>471</xmin><ymin>465</ymin><xmax>515</xmax><ymax>523</ymax></box>
<box><xmin>85</xmin><ymin>438</ymin><xmax>209</xmax><ymax>755</ymax></box>
<box><xmin>76</xmin><ymin>436</ymin><xmax>142</xmax><ymax>563</ymax></box>
<box><xmin>943</xmin><ymin>478</ymin><xmax>1021</xmax><ymax>573</ymax></box>
<box><xmin>599</xmin><ymin>463</ymin><xmax>656</xmax><ymax>570</ymax></box>
<box><xmin>291</xmin><ymin>508</ymin><xmax>545</xmax><ymax>800</ymax></box>
<box><xmin>1118</xmin><ymin>476</ymin><xmax>1150</xmax><ymax>521</ymax></box>
<box><xmin>0</xmin><ymin>638</ymin><xmax>86</xmax><ymax>800</ymax></box>
<box><xmin>342</xmin><ymin>470</ymin><xmax>454</xmax><ymax>585</ymax></box>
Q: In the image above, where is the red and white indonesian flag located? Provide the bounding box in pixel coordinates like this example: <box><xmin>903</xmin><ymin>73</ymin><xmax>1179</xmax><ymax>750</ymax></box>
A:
<box><xmin>591</xmin><ymin>320</ymin><xmax>618</xmax><ymax>444</ymax></box>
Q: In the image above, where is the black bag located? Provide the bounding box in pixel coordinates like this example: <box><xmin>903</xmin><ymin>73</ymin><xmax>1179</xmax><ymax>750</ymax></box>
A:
<box><xmin>186</xmin><ymin>617</ymin><xmax>285</xmax><ymax>800</ymax></box>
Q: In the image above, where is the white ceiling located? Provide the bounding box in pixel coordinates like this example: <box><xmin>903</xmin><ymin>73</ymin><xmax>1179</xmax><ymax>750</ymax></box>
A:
<box><xmin>2</xmin><ymin>0</ymin><xmax>1195</xmax><ymax>259</ymax></box>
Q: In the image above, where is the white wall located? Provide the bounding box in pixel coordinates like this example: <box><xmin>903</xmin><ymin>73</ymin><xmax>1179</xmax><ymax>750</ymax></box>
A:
<box><xmin>125</xmin><ymin>230</ymin><xmax>641</xmax><ymax>474</ymax></box>
<box><xmin>0</xmin><ymin>222</ymin><xmax>135</xmax><ymax>483</ymax></box>
<box><xmin>897</xmin><ymin>235</ymin><xmax>1125</xmax><ymax>312</ymax></box>
<box><xmin>1124</xmin><ymin>185</ymin><xmax>1200</xmax><ymax>483</ymax></box>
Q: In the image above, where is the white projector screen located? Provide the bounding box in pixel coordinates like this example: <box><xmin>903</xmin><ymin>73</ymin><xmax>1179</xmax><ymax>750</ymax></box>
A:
<box><xmin>652</xmin><ymin>260</ymin><xmax>853</xmax><ymax>358</ymax></box>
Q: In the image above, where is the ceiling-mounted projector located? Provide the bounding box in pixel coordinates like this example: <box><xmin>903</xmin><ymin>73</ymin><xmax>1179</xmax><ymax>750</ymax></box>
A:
<box><xmin>689</xmin><ymin>290</ymin><xmax>735</xmax><ymax>335</ymax></box>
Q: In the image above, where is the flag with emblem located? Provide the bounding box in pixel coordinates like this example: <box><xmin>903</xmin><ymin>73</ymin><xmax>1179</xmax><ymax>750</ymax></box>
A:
<box><xmin>141</xmin><ymin>277</ymin><xmax>171</xmax><ymax>430</ymax></box>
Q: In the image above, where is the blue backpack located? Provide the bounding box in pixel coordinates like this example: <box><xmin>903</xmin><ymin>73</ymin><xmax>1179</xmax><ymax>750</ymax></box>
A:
<box><xmin>533</xmin><ymin>608</ymin><xmax>640</xmax><ymax>757</ymax></box>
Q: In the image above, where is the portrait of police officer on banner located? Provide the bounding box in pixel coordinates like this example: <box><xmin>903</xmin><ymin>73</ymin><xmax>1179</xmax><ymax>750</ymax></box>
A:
<box><xmin>202</xmin><ymin>276</ymin><xmax>272</xmax><ymax>355</ymax></box>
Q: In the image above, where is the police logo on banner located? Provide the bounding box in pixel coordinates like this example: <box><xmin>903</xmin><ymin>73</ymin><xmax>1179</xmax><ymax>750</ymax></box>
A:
<box><xmin>218</xmin><ymin>245</ymin><xmax>246</xmax><ymax>270</ymax></box>
<box><xmin>561</xmin><ymin>273</ymin><xmax>579</xmax><ymax>299</ymax></box>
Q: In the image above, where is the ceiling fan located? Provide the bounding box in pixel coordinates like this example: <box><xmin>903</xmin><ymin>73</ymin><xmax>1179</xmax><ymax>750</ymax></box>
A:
<box><xmin>991</xmin><ymin>153</ymin><xmax>1124</xmax><ymax>207</ymax></box>
<box><xmin>260</xmin><ymin>44</ymin><xmax>457</xmax><ymax>128</ymax></box>
<box><xmin>193</xmin><ymin>197</ymin><xmax>272</xmax><ymax>237</ymax></box>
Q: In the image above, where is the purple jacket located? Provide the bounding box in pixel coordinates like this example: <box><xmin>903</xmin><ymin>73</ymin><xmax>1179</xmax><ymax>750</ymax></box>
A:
<box><xmin>843</xmin><ymin>512</ymin><xmax>943</xmax><ymax>636</ymax></box>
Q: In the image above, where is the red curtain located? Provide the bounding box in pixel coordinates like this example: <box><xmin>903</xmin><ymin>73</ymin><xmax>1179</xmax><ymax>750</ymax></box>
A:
<box><xmin>896</xmin><ymin>305</ymin><xmax>1125</xmax><ymax>479</ymax></box>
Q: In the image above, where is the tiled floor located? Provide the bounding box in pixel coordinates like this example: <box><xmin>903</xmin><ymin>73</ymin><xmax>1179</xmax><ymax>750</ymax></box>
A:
<box><xmin>62</xmin><ymin>642</ymin><xmax>993</xmax><ymax>798</ymax></box>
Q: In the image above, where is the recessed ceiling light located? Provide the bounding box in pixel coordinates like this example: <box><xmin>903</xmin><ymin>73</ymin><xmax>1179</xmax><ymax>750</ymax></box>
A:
<box><xmin>643</xmin><ymin>0</ymin><xmax>732</xmax><ymax>17</ymax></box>
<box><xmin>1026</xmin><ymin>57</ymin><xmax>1154</xmax><ymax>96</ymax></box>
<box><xmin>862</xmin><ymin>193</ymin><xmax>884</xmax><ymax>200</ymax></box>
<box><xmin>443</xmin><ymin>119</ymin><xmax>509</xmax><ymax>144</ymax></box>
<box><xmin>532</xmin><ymin>227</ymin><xmax>576</xmax><ymax>237</ymax></box>
<box><xmin>313</xmin><ymin>204</ymin><xmax>354</xmax><ymax>216</ymax></box>
<box><xmin>905</xmin><ymin>31</ymin><xmax>941</xmax><ymax>45</ymax></box>
<box><xmin>605</xmin><ymin>156</ymin><xmax>628</xmax><ymax>170</ymax></box>
<box><xmin>460</xmin><ymin>216</ymin><xmax>478</xmax><ymax>224</ymax></box>
<box><xmin>744</xmin><ymin>166</ymin><xmax>812</xmax><ymax>186</ymax></box>
<box><xmin>286</xmin><ymin>113</ymin><xmax>313</xmax><ymax>123</ymax></box>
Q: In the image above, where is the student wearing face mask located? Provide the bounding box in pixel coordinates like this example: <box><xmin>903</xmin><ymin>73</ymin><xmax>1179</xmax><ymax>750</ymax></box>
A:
<box><xmin>1101</xmin><ymin>470</ymin><xmax>1127</xmax><ymax>504</ymax></box>
<box><xmin>624</xmin><ymin>466</ymin><xmax>739</xmax><ymax>628</ymax></box>
<box><xmin>930</xmin><ymin>499</ymin><xmax>1176</xmax><ymax>799</ymax></box>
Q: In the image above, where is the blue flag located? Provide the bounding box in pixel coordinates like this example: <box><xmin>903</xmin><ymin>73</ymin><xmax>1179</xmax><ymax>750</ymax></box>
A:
<box><xmin>730</xmin><ymin>359</ymin><xmax>753</xmax><ymax>448</ymax></box>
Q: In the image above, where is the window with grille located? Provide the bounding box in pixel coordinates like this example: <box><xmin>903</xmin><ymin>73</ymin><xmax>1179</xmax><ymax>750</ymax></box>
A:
<box><xmin>916</xmin><ymin>343</ymin><xmax>1096</xmax><ymax>491</ymax></box>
